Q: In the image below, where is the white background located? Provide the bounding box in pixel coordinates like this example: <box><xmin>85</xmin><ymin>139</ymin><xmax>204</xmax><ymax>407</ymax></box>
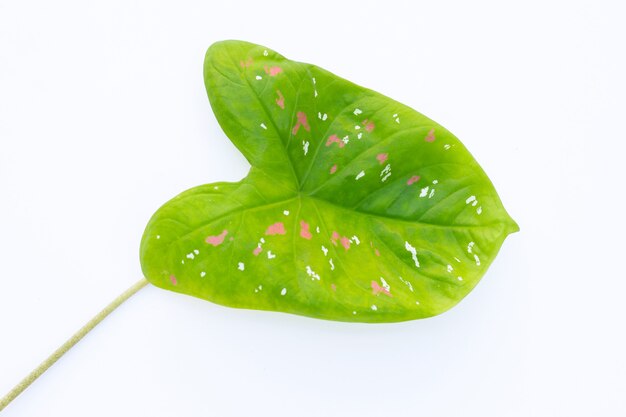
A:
<box><xmin>1</xmin><ymin>1</ymin><xmax>625</xmax><ymax>415</ymax></box>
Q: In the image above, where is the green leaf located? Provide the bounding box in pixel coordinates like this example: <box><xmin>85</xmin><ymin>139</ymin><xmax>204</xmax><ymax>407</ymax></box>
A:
<box><xmin>140</xmin><ymin>40</ymin><xmax>518</xmax><ymax>323</ymax></box>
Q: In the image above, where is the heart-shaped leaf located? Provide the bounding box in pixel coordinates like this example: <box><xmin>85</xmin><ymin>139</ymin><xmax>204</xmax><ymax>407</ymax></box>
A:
<box><xmin>140</xmin><ymin>40</ymin><xmax>518</xmax><ymax>323</ymax></box>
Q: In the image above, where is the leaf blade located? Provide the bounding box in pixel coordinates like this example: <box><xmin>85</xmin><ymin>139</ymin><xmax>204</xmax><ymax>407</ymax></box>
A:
<box><xmin>141</xmin><ymin>40</ymin><xmax>518</xmax><ymax>322</ymax></box>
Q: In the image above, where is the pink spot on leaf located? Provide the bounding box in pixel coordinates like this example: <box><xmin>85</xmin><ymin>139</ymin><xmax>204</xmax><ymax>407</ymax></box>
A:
<box><xmin>275</xmin><ymin>90</ymin><xmax>285</xmax><ymax>109</ymax></box>
<box><xmin>205</xmin><ymin>230</ymin><xmax>228</xmax><ymax>246</ymax></box>
<box><xmin>331</xmin><ymin>283</ymin><xmax>337</xmax><ymax>292</ymax></box>
<box><xmin>330</xmin><ymin>164</ymin><xmax>338</xmax><ymax>174</ymax></box>
<box><xmin>264</xmin><ymin>66</ymin><xmax>283</xmax><ymax>76</ymax></box>
<box><xmin>407</xmin><ymin>175</ymin><xmax>421</xmax><ymax>185</ymax></box>
<box><xmin>376</xmin><ymin>153</ymin><xmax>388</xmax><ymax>164</ymax></box>
<box><xmin>331</xmin><ymin>231</ymin><xmax>352</xmax><ymax>249</ymax></box>
<box><xmin>362</xmin><ymin>119</ymin><xmax>375</xmax><ymax>132</ymax></box>
<box><xmin>425</xmin><ymin>128</ymin><xmax>436</xmax><ymax>142</ymax></box>
<box><xmin>371</xmin><ymin>280</ymin><xmax>391</xmax><ymax>297</ymax></box>
<box><xmin>239</xmin><ymin>57</ymin><xmax>253</xmax><ymax>68</ymax></box>
<box><xmin>291</xmin><ymin>111</ymin><xmax>311</xmax><ymax>135</ymax></box>
<box><xmin>325</xmin><ymin>134</ymin><xmax>345</xmax><ymax>148</ymax></box>
<box><xmin>253</xmin><ymin>246</ymin><xmax>262</xmax><ymax>256</ymax></box>
<box><xmin>370</xmin><ymin>241</ymin><xmax>381</xmax><ymax>256</ymax></box>
<box><xmin>169</xmin><ymin>275</ymin><xmax>178</xmax><ymax>286</ymax></box>
<box><xmin>266</xmin><ymin>222</ymin><xmax>286</xmax><ymax>235</ymax></box>
<box><xmin>300</xmin><ymin>221</ymin><xmax>312</xmax><ymax>240</ymax></box>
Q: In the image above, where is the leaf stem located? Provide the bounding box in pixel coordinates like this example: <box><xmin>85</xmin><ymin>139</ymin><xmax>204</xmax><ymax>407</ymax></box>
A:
<box><xmin>0</xmin><ymin>278</ymin><xmax>149</xmax><ymax>411</ymax></box>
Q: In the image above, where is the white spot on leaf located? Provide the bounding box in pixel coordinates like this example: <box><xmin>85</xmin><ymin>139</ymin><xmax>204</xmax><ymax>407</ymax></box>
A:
<box><xmin>380</xmin><ymin>164</ymin><xmax>392</xmax><ymax>182</ymax></box>
<box><xmin>467</xmin><ymin>241</ymin><xmax>475</xmax><ymax>254</ymax></box>
<box><xmin>380</xmin><ymin>277</ymin><xmax>390</xmax><ymax>291</ymax></box>
<box><xmin>398</xmin><ymin>276</ymin><xmax>414</xmax><ymax>292</ymax></box>
<box><xmin>405</xmin><ymin>241</ymin><xmax>420</xmax><ymax>267</ymax></box>
<box><xmin>306</xmin><ymin>265</ymin><xmax>321</xmax><ymax>281</ymax></box>
<box><xmin>355</xmin><ymin>170</ymin><xmax>365</xmax><ymax>180</ymax></box>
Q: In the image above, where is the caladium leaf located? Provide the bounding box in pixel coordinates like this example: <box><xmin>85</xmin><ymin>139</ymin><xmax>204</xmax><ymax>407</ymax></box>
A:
<box><xmin>140</xmin><ymin>40</ymin><xmax>518</xmax><ymax>323</ymax></box>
